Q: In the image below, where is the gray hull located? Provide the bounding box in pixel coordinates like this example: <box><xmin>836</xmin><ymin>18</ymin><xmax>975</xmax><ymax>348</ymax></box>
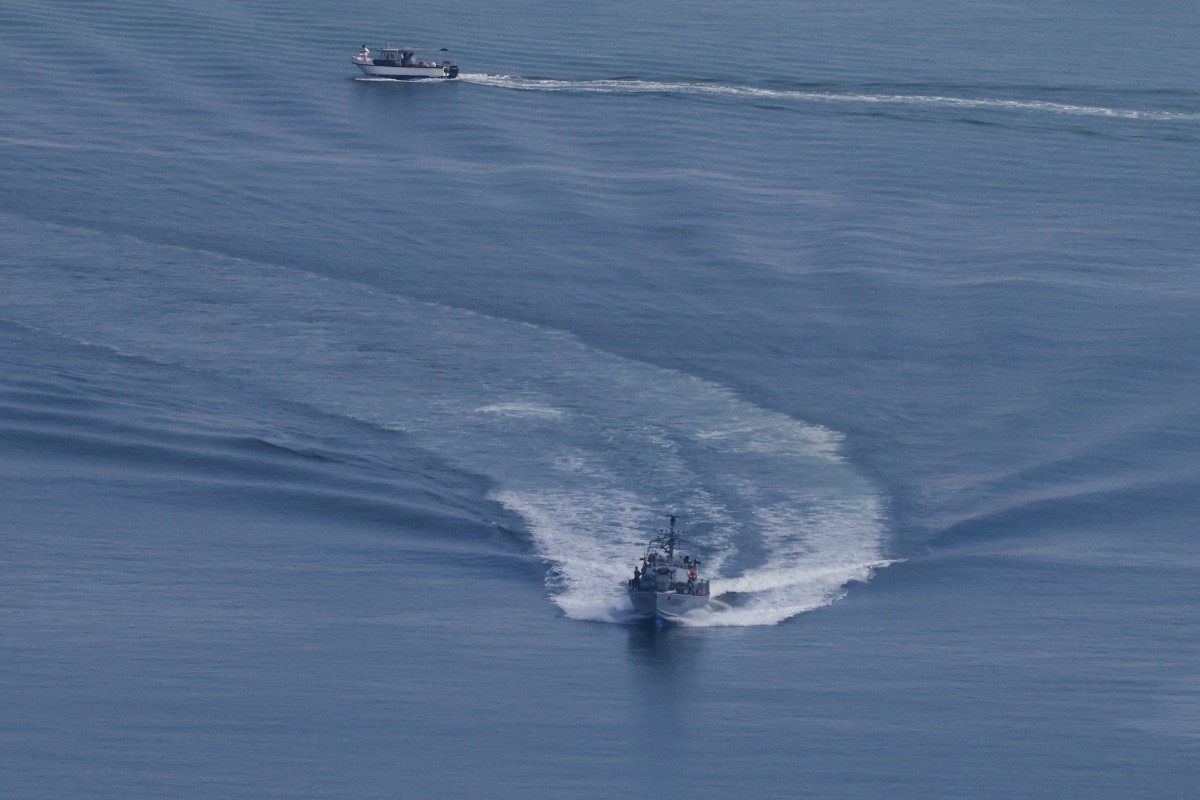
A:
<box><xmin>629</xmin><ymin>590</ymin><xmax>709</xmax><ymax>620</ymax></box>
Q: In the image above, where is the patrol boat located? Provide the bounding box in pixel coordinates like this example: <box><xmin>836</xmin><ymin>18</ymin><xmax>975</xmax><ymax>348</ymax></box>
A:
<box><xmin>352</xmin><ymin>45</ymin><xmax>459</xmax><ymax>79</ymax></box>
<box><xmin>628</xmin><ymin>516</ymin><xmax>710</xmax><ymax>621</ymax></box>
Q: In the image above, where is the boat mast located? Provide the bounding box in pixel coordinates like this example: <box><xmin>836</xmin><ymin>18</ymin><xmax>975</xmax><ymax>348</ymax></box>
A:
<box><xmin>666</xmin><ymin>514</ymin><xmax>677</xmax><ymax>557</ymax></box>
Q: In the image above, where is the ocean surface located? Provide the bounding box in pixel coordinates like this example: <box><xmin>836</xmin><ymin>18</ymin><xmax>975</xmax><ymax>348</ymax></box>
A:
<box><xmin>3</xmin><ymin>1</ymin><xmax>1199</xmax><ymax>797</ymax></box>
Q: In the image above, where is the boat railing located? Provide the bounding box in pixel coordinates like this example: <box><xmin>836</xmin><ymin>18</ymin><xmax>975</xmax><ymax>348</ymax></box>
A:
<box><xmin>628</xmin><ymin>575</ymin><xmax>709</xmax><ymax>596</ymax></box>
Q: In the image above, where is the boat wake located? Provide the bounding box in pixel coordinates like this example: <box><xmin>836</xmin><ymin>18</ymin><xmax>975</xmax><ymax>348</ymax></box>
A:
<box><xmin>461</xmin><ymin>73</ymin><xmax>1200</xmax><ymax>122</ymax></box>
<box><xmin>1</xmin><ymin>213</ymin><xmax>891</xmax><ymax>628</ymax></box>
<box><xmin>498</xmin><ymin>487</ymin><xmax>891</xmax><ymax>627</ymax></box>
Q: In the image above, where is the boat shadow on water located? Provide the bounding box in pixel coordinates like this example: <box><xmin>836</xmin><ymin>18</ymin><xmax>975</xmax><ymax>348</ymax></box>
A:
<box><xmin>624</xmin><ymin>620</ymin><xmax>706</xmax><ymax>672</ymax></box>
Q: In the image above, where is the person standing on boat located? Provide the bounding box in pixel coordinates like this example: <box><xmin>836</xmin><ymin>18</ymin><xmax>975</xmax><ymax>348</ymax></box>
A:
<box><xmin>358</xmin><ymin>45</ymin><xmax>370</xmax><ymax>60</ymax></box>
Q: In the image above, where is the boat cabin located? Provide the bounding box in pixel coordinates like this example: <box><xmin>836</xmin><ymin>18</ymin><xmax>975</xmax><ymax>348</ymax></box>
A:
<box><xmin>630</xmin><ymin>523</ymin><xmax>709</xmax><ymax>597</ymax></box>
<box><xmin>358</xmin><ymin>45</ymin><xmax>448</xmax><ymax>68</ymax></box>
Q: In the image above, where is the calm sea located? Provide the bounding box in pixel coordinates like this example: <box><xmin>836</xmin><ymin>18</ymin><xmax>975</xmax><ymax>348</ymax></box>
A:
<box><xmin>2</xmin><ymin>1</ymin><xmax>1199</xmax><ymax>797</ymax></box>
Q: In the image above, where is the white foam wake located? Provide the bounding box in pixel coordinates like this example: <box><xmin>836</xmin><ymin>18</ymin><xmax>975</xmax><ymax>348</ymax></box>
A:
<box><xmin>1</xmin><ymin>214</ymin><xmax>892</xmax><ymax>627</ymax></box>
<box><xmin>460</xmin><ymin>73</ymin><xmax>1200</xmax><ymax>122</ymax></box>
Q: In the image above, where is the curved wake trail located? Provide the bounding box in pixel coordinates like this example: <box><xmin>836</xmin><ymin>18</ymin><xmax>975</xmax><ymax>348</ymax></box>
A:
<box><xmin>1</xmin><ymin>215</ymin><xmax>891</xmax><ymax>627</ymax></box>
<box><xmin>461</xmin><ymin>73</ymin><xmax>1200</xmax><ymax>122</ymax></box>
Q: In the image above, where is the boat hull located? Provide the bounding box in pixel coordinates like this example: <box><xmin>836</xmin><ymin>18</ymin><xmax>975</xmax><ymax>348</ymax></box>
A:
<box><xmin>629</xmin><ymin>590</ymin><xmax>709</xmax><ymax>621</ymax></box>
<box><xmin>353</xmin><ymin>60</ymin><xmax>458</xmax><ymax>79</ymax></box>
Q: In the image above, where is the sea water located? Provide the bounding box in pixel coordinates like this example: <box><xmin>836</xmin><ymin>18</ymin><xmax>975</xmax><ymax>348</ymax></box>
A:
<box><xmin>2</xmin><ymin>1</ymin><xmax>1198</xmax><ymax>797</ymax></box>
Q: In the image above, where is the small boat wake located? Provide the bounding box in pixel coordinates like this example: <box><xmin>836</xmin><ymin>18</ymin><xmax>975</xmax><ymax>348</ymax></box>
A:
<box><xmin>460</xmin><ymin>73</ymin><xmax>1200</xmax><ymax>122</ymax></box>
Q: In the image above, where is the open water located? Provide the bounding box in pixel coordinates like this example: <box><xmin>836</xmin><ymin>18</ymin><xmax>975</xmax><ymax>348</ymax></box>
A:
<box><xmin>2</xmin><ymin>1</ymin><xmax>1199</xmax><ymax>797</ymax></box>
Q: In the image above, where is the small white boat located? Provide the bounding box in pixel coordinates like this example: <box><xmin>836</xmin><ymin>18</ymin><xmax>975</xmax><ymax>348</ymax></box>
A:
<box><xmin>627</xmin><ymin>516</ymin><xmax>711</xmax><ymax>622</ymax></box>
<box><xmin>352</xmin><ymin>45</ymin><xmax>459</xmax><ymax>80</ymax></box>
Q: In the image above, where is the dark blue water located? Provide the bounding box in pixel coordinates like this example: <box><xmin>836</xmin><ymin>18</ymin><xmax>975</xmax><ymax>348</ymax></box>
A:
<box><xmin>3</xmin><ymin>2</ymin><xmax>1199</xmax><ymax>797</ymax></box>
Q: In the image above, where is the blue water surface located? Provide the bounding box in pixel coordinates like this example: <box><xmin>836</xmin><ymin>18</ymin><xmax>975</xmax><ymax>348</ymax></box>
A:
<box><xmin>2</xmin><ymin>1</ymin><xmax>1199</xmax><ymax>797</ymax></box>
